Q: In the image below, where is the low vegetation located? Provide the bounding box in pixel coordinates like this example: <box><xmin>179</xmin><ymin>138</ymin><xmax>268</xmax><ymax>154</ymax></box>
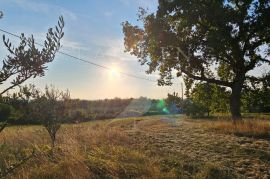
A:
<box><xmin>1</xmin><ymin>115</ymin><xmax>269</xmax><ymax>178</ymax></box>
<box><xmin>203</xmin><ymin>119</ymin><xmax>270</xmax><ymax>140</ymax></box>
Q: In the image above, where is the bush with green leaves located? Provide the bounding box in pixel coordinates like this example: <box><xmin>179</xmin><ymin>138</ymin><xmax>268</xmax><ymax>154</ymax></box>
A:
<box><xmin>0</xmin><ymin>103</ymin><xmax>13</xmax><ymax>132</ymax></box>
<box><xmin>190</xmin><ymin>83</ymin><xmax>230</xmax><ymax>116</ymax></box>
<box><xmin>183</xmin><ymin>99</ymin><xmax>207</xmax><ymax>117</ymax></box>
<box><xmin>165</xmin><ymin>92</ymin><xmax>182</xmax><ymax>113</ymax></box>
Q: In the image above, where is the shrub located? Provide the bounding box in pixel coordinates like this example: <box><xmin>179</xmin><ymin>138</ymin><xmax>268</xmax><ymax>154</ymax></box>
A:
<box><xmin>0</xmin><ymin>103</ymin><xmax>15</xmax><ymax>132</ymax></box>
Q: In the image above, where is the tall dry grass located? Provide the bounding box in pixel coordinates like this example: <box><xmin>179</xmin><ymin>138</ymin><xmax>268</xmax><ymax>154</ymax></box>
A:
<box><xmin>0</xmin><ymin>121</ymin><xmax>164</xmax><ymax>179</ymax></box>
<box><xmin>1</xmin><ymin>116</ymin><xmax>261</xmax><ymax>178</ymax></box>
<box><xmin>203</xmin><ymin>119</ymin><xmax>270</xmax><ymax>139</ymax></box>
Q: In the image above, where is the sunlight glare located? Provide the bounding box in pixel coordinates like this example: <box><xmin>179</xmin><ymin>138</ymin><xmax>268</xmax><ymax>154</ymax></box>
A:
<box><xmin>109</xmin><ymin>67</ymin><xmax>121</xmax><ymax>78</ymax></box>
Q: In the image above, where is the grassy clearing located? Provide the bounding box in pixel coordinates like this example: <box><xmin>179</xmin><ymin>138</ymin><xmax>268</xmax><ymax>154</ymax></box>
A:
<box><xmin>0</xmin><ymin>115</ymin><xmax>270</xmax><ymax>178</ymax></box>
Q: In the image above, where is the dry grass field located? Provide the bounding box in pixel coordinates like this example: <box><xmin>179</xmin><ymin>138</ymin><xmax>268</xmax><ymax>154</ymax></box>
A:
<box><xmin>0</xmin><ymin>115</ymin><xmax>270</xmax><ymax>179</ymax></box>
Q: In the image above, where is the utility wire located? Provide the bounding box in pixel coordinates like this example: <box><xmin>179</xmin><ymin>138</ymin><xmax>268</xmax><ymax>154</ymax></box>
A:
<box><xmin>0</xmin><ymin>28</ymin><xmax>157</xmax><ymax>82</ymax></box>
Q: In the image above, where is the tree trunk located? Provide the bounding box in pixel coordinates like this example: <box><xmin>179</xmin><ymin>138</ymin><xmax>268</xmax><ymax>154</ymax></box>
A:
<box><xmin>230</xmin><ymin>80</ymin><xmax>244</xmax><ymax>120</ymax></box>
<box><xmin>50</xmin><ymin>133</ymin><xmax>56</xmax><ymax>149</ymax></box>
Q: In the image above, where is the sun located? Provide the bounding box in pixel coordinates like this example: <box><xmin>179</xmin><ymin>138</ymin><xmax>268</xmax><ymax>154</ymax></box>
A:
<box><xmin>109</xmin><ymin>67</ymin><xmax>121</xmax><ymax>78</ymax></box>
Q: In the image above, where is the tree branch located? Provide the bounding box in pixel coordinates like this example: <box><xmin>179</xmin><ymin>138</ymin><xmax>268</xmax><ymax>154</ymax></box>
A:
<box><xmin>181</xmin><ymin>68</ymin><xmax>232</xmax><ymax>87</ymax></box>
<box><xmin>246</xmin><ymin>74</ymin><xmax>270</xmax><ymax>83</ymax></box>
<box><xmin>0</xmin><ymin>75</ymin><xmax>30</xmax><ymax>95</ymax></box>
<box><xmin>261</xmin><ymin>59</ymin><xmax>270</xmax><ymax>64</ymax></box>
<box><xmin>244</xmin><ymin>54</ymin><xmax>267</xmax><ymax>72</ymax></box>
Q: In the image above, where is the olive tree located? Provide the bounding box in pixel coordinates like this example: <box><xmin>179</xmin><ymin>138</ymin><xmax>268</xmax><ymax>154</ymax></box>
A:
<box><xmin>0</xmin><ymin>15</ymin><xmax>64</xmax><ymax>95</ymax></box>
<box><xmin>30</xmin><ymin>86</ymin><xmax>70</xmax><ymax>149</ymax></box>
<box><xmin>0</xmin><ymin>15</ymin><xmax>64</xmax><ymax>131</ymax></box>
<box><xmin>122</xmin><ymin>0</ymin><xmax>270</xmax><ymax>120</ymax></box>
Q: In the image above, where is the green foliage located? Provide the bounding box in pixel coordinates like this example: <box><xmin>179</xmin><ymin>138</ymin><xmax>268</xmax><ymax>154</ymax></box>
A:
<box><xmin>185</xmin><ymin>83</ymin><xmax>230</xmax><ymax>117</ymax></box>
<box><xmin>242</xmin><ymin>72</ymin><xmax>270</xmax><ymax>113</ymax></box>
<box><xmin>0</xmin><ymin>16</ymin><xmax>64</xmax><ymax>95</ymax></box>
<box><xmin>0</xmin><ymin>103</ymin><xmax>12</xmax><ymax>132</ymax></box>
<box><xmin>210</xmin><ymin>85</ymin><xmax>231</xmax><ymax>113</ymax></box>
<box><xmin>242</xmin><ymin>88</ymin><xmax>270</xmax><ymax>113</ymax></box>
<box><xmin>217</xmin><ymin>62</ymin><xmax>234</xmax><ymax>81</ymax></box>
<box><xmin>190</xmin><ymin>83</ymin><xmax>212</xmax><ymax>116</ymax></box>
<box><xmin>0</xmin><ymin>102</ymin><xmax>19</xmax><ymax>132</ymax></box>
<box><xmin>122</xmin><ymin>0</ymin><xmax>270</xmax><ymax>119</ymax></box>
<box><xmin>165</xmin><ymin>92</ymin><xmax>182</xmax><ymax>113</ymax></box>
<box><xmin>122</xmin><ymin>0</ymin><xmax>270</xmax><ymax>85</ymax></box>
<box><xmin>0</xmin><ymin>15</ymin><xmax>65</xmax><ymax>133</ymax></box>
<box><xmin>0</xmin><ymin>103</ymin><xmax>12</xmax><ymax>121</ymax></box>
<box><xmin>191</xmin><ymin>83</ymin><xmax>230</xmax><ymax>114</ymax></box>
<box><xmin>1</xmin><ymin>85</ymin><xmax>38</xmax><ymax>125</ymax></box>
<box><xmin>183</xmin><ymin>99</ymin><xmax>207</xmax><ymax>117</ymax></box>
<box><xmin>1</xmin><ymin>96</ymin><xmax>177</xmax><ymax>125</ymax></box>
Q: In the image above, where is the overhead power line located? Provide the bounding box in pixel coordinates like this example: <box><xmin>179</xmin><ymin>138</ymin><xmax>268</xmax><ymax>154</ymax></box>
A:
<box><xmin>0</xmin><ymin>28</ymin><xmax>157</xmax><ymax>83</ymax></box>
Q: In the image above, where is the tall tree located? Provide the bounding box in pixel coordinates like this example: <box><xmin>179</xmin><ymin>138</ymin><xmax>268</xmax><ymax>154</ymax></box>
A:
<box><xmin>122</xmin><ymin>0</ymin><xmax>270</xmax><ymax>119</ymax></box>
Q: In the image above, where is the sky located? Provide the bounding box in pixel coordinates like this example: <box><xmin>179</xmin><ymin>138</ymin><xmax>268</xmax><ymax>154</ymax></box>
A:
<box><xmin>0</xmin><ymin>0</ymin><xmax>185</xmax><ymax>100</ymax></box>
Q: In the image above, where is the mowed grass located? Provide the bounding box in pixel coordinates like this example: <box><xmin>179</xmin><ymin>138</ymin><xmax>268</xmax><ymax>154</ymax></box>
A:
<box><xmin>0</xmin><ymin>115</ymin><xmax>270</xmax><ymax>178</ymax></box>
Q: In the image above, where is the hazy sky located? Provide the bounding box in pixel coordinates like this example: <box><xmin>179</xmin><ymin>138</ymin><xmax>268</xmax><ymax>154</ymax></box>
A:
<box><xmin>0</xmin><ymin>0</ymin><xmax>185</xmax><ymax>99</ymax></box>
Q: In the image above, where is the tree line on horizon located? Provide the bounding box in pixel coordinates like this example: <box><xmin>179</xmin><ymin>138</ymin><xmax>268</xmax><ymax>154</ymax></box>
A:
<box><xmin>1</xmin><ymin>89</ymin><xmax>178</xmax><ymax>126</ymax></box>
<box><xmin>1</xmin><ymin>80</ymin><xmax>269</xmax><ymax>126</ymax></box>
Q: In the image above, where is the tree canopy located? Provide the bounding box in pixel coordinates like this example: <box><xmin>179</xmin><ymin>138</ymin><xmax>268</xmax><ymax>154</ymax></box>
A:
<box><xmin>122</xmin><ymin>0</ymin><xmax>270</xmax><ymax>119</ymax></box>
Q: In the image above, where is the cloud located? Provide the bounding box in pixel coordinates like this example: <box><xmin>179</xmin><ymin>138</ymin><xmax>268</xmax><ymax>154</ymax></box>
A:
<box><xmin>10</xmin><ymin>0</ymin><xmax>77</xmax><ymax>20</ymax></box>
